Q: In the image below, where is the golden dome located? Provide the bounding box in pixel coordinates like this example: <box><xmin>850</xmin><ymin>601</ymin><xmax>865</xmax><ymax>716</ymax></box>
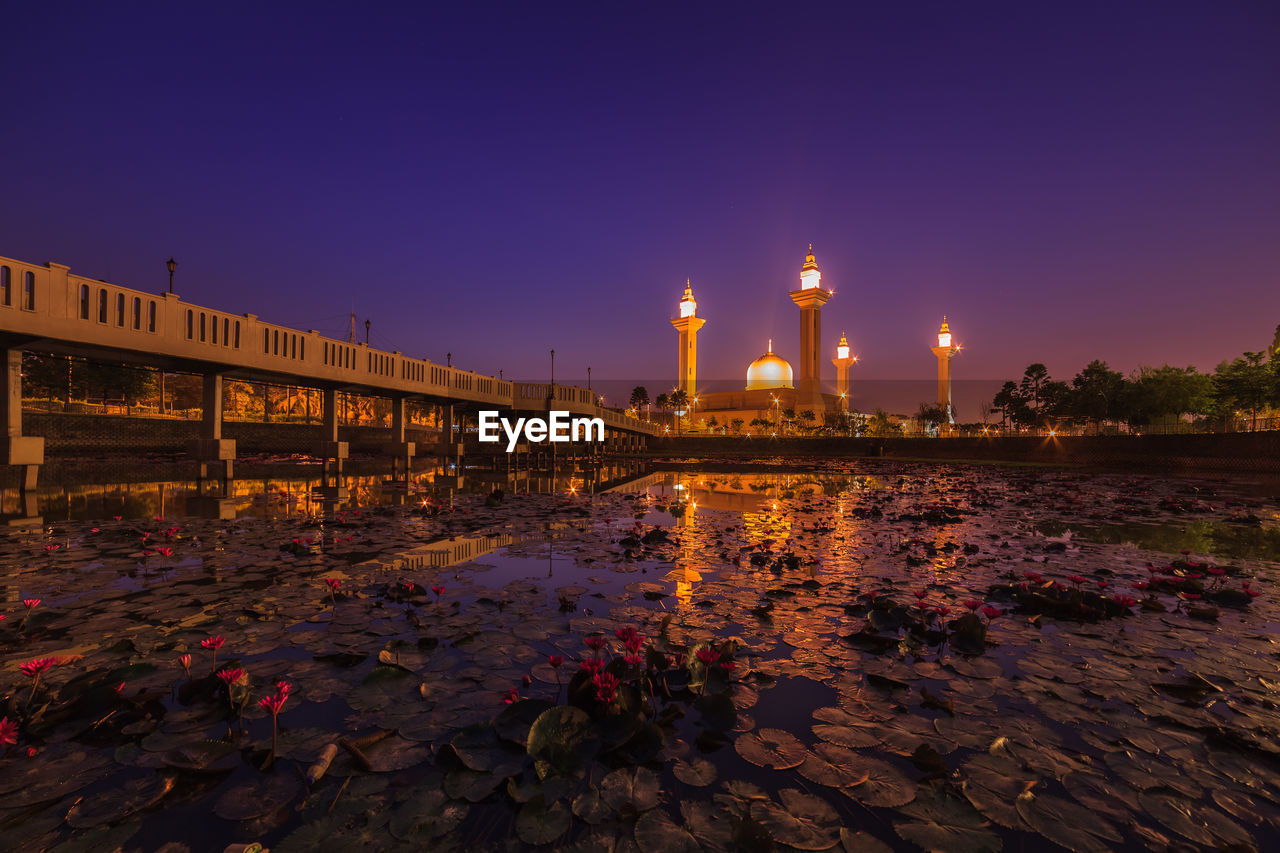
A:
<box><xmin>746</xmin><ymin>341</ymin><xmax>794</xmax><ymax>390</ymax></box>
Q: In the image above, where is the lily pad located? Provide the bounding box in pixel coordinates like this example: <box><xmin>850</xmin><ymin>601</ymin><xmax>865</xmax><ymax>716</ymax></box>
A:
<box><xmin>751</xmin><ymin>788</ymin><xmax>842</xmax><ymax>851</ymax></box>
<box><xmin>734</xmin><ymin>727</ymin><xmax>806</xmax><ymax>770</ymax></box>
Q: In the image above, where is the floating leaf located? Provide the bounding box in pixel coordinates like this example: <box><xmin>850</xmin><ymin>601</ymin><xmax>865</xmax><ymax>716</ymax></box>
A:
<box><xmin>389</xmin><ymin>789</ymin><xmax>468</xmax><ymax>841</ymax></box>
<box><xmin>672</xmin><ymin>758</ymin><xmax>718</xmax><ymax>787</ymax></box>
<box><xmin>1015</xmin><ymin>790</ymin><xmax>1121</xmax><ymax>853</ymax></box>
<box><xmin>734</xmin><ymin>727</ymin><xmax>806</xmax><ymax>770</ymax></box>
<box><xmin>600</xmin><ymin>766</ymin><xmax>661</xmax><ymax>815</ymax></box>
<box><xmin>894</xmin><ymin>784</ymin><xmax>1002</xmax><ymax>853</ymax></box>
<box><xmin>634</xmin><ymin>808</ymin><xmax>700</xmax><ymax>853</ymax></box>
<box><xmin>516</xmin><ymin>796</ymin><xmax>572</xmax><ymax>845</ymax></box>
<box><xmin>66</xmin><ymin>774</ymin><xmax>175</xmax><ymax>829</ymax></box>
<box><xmin>751</xmin><ymin>788</ymin><xmax>842</xmax><ymax>851</ymax></box>
<box><xmin>213</xmin><ymin>772</ymin><xmax>301</xmax><ymax>821</ymax></box>
<box><xmin>527</xmin><ymin>706</ymin><xmax>600</xmax><ymax>780</ymax></box>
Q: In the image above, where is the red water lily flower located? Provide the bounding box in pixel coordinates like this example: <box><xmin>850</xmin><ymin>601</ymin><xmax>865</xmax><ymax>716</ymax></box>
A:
<box><xmin>22</xmin><ymin>599</ymin><xmax>40</xmax><ymax>609</ymax></box>
<box><xmin>259</xmin><ymin>691</ymin><xmax>287</xmax><ymax>716</ymax></box>
<box><xmin>502</xmin><ymin>688</ymin><xmax>520</xmax><ymax>705</ymax></box>
<box><xmin>962</xmin><ymin>599</ymin><xmax>982</xmax><ymax>611</ymax></box>
<box><xmin>202</xmin><ymin>635</ymin><xmax>225</xmax><ymax>669</ymax></box>
<box><xmin>216</xmin><ymin>667</ymin><xmax>244</xmax><ymax>685</ymax></box>
<box><xmin>1067</xmin><ymin>575</ymin><xmax>1086</xmax><ymax>585</ymax></box>
<box><xmin>584</xmin><ymin>635</ymin><xmax>607</xmax><ymax>653</ymax></box>
<box><xmin>980</xmin><ymin>605</ymin><xmax>1002</xmax><ymax>620</ymax></box>
<box><xmin>721</xmin><ymin>660</ymin><xmax>738</xmax><ymax>676</ymax></box>
<box><xmin>1023</xmin><ymin>571</ymin><xmax>1043</xmax><ymax>582</ymax></box>
<box><xmin>616</xmin><ymin>626</ymin><xmax>639</xmax><ymax>643</ymax></box>
<box><xmin>592</xmin><ymin>672</ymin><xmax>620</xmax><ymax>703</ymax></box>
<box><xmin>695</xmin><ymin>648</ymin><xmax>721</xmax><ymax>666</ymax></box>
<box><xmin>179</xmin><ymin>653</ymin><xmax>192</xmax><ymax>675</ymax></box>
<box><xmin>1112</xmin><ymin>595</ymin><xmax>1138</xmax><ymax>609</ymax></box>
<box><xmin>20</xmin><ymin>658</ymin><xmax>55</xmax><ymax>679</ymax></box>
<box><xmin>547</xmin><ymin>655</ymin><xmax>563</xmax><ymax>669</ymax></box>
<box><xmin>325</xmin><ymin>578</ymin><xmax>341</xmax><ymax>590</ymax></box>
<box><xmin>579</xmin><ymin>658</ymin><xmax>605</xmax><ymax>675</ymax></box>
<box><xmin>0</xmin><ymin>716</ymin><xmax>18</xmax><ymax>747</ymax></box>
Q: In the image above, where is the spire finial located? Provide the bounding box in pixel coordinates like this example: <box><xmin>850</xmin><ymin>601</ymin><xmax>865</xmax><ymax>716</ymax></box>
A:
<box><xmin>768</xmin><ymin>338</ymin><xmax>773</xmax><ymax>353</ymax></box>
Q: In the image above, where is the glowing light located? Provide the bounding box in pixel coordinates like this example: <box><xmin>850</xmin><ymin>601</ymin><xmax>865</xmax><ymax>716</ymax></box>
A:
<box><xmin>747</xmin><ymin>346</ymin><xmax>793</xmax><ymax>390</ymax></box>
<box><xmin>938</xmin><ymin>332</ymin><xmax>952</xmax><ymax>348</ymax></box>
<box><xmin>837</xmin><ymin>344</ymin><xmax>849</xmax><ymax>360</ymax></box>
<box><xmin>799</xmin><ymin>245</ymin><xmax>822</xmax><ymax>290</ymax></box>
<box><xmin>678</xmin><ymin>279</ymin><xmax>697</xmax><ymax>317</ymax></box>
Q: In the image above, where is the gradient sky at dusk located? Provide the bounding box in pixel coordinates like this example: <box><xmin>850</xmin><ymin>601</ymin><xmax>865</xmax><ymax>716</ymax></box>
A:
<box><xmin>3</xmin><ymin>2</ymin><xmax>1278</xmax><ymax>392</ymax></box>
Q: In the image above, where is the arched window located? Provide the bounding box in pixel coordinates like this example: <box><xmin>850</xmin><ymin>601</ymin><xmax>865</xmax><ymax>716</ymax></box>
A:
<box><xmin>148</xmin><ymin>301</ymin><xmax>157</xmax><ymax>332</ymax></box>
<box><xmin>273</xmin><ymin>329</ymin><xmax>279</xmax><ymax>355</ymax></box>
<box><xmin>116</xmin><ymin>293</ymin><xmax>126</xmax><ymax>326</ymax></box>
<box><xmin>132</xmin><ymin>297</ymin><xmax>142</xmax><ymax>329</ymax></box>
<box><xmin>79</xmin><ymin>284</ymin><xmax>89</xmax><ymax>318</ymax></box>
<box><xmin>1</xmin><ymin>266</ymin><xmax>12</xmax><ymax>306</ymax></box>
<box><xmin>264</xmin><ymin>329</ymin><xmax>270</xmax><ymax>353</ymax></box>
<box><xmin>98</xmin><ymin>289</ymin><xmax>108</xmax><ymax>323</ymax></box>
<box><xmin>186</xmin><ymin>309</ymin><xmax>194</xmax><ymax>339</ymax></box>
<box><xmin>299</xmin><ymin>338</ymin><xmax>304</xmax><ymax>360</ymax></box>
<box><xmin>234</xmin><ymin>321</ymin><xmax>240</xmax><ymax>348</ymax></box>
<box><xmin>199</xmin><ymin>312</ymin><xmax>207</xmax><ymax>342</ymax></box>
<box><xmin>23</xmin><ymin>272</ymin><xmax>35</xmax><ymax>310</ymax></box>
<box><xmin>223</xmin><ymin>317</ymin><xmax>229</xmax><ymax>346</ymax></box>
<box><xmin>211</xmin><ymin>314</ymin><xmax>218</xmax><ymax>344</ymax></box>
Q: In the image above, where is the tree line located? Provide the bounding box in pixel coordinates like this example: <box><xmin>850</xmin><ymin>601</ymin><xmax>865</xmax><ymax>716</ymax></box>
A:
<box><xmin>991</xmin><ymin>325</ymin><xmax>1280</xmax><ymax>432</ymax></box>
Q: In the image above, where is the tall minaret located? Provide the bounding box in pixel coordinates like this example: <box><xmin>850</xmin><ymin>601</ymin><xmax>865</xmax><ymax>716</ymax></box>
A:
<box><xmin>930</xmin><ymin>316</ymin><xmax>960</xmax><ymax>422</ymax></box>
<box><xmin>670</xmin><ymin>279</ymin><xmax>704</xmax><ymax>399</ymax></box>
<box><xmin>831</xmin><ymin>331</ymin><xmax>857</xmax><ymax>412</ymax></box>
<box><xmin>789</xmin><ymin>245</ymin><xmax>832</xmax><ymax>410</ymax></box>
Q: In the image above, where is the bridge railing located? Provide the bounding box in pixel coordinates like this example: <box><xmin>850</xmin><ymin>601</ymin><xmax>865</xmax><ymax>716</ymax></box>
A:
<box><xmin>0</xmin><ymin>255</ymin><xmax>513</xmax><ymax>407</ymax></box>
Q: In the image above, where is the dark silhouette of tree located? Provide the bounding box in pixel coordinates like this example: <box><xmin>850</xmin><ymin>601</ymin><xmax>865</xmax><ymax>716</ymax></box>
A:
<box><xmin>1067</xmin><ymin>360</ymin><xmax>1125</xmax><ymax>431</ymax></box>
<box><xmin>670</xmin><ymin>389</ymin><xmax>689</xmax><ymax>436</ymax></box>
<box><xmin>915</xmin><ymin>403</ymin><xmax>949</xmax><ymax>434</ymax></box>
<box><xmin>1213</xmin><ymin>353</ymin><xmax>1271</xmax><ymax>430</ymax></box>
<box><xmin>629</xmin><ymin>386</ymin><xmax>649</xmax><ymax>419</ymax></box>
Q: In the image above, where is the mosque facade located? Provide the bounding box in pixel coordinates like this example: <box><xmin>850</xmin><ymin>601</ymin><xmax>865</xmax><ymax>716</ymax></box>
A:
<box><xmin>669</xmin><ymin>247</ymin><xmax>960</xmax><ymax>432</ymax></box>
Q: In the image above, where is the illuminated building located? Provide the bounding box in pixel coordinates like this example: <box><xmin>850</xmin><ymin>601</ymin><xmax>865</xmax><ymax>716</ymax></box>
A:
<box><xmin>930</xmin><ymin>316</ymin><xmax>960</xmax><ymax>423</ymax></box>
<box><xmin>670</xmin><ymin>279</ymin><xmax>704</xmax><ymax>399</ymax></box>
<box><xmin>831</xmin><ymin>331</ymin><xmax>857</xmax><ymax>412</ymax></box>
<box><xmin>675</xmin><ymin>247</ymin><xmax>852</xmax><ymax>432</ymax></box>
<box><xmin>789</xmin><ymin>245</ymin><xmax>832</xmax><ymax>411</ymax></box>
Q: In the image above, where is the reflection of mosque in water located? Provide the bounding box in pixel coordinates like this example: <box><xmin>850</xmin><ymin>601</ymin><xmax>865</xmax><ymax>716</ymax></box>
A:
<box><xmin>631</xmin><ymin>471</ymin><xmax>889</xmax><ymax>603</ymax></box>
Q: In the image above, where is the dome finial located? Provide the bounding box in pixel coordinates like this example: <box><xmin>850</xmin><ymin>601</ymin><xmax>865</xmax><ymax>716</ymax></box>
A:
<box><xmin>767</xmin><ymin>338</ymin><xmax>772</xmax><ymax>352</ymax></box>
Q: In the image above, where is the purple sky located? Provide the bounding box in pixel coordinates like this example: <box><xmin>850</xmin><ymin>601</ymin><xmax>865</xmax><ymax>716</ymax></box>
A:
<box><xmin>3</xmin><ymin>2</ymin><xmax>1278</xmax><ymax>388</ymax></box>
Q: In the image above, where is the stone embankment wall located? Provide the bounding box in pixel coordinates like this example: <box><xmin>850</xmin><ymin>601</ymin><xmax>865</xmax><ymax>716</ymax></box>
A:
<box><xmin>649</xmin><ymin>432</ymin><xmax>1280</xmax><ymax>475</ymax></box>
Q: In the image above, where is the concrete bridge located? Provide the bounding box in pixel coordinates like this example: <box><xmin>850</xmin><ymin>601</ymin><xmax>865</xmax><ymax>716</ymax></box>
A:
<box><xmin>0</xmin><ymin>254</ymin><xmax>656</xmax><ymax>488</ymax></box>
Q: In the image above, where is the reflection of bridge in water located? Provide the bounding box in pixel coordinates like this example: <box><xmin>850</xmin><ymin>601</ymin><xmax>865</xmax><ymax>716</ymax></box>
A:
<box><xmin>0</xmin><ymin>253</ymin><xmax>656</xmax><ymax>495</ymax></box>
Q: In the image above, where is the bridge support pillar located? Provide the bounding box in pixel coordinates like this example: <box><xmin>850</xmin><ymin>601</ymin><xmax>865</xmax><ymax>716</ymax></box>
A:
<box><xmin>386</xmin><ymin>396</ymin><xmax>416</xmax><ymax>480</ymax></box>
<box><xmin>192</xmin><ymin>373</ymin><xmax>235</xmax><ymax>481</ymax></box>
<box><xmin>318</xmin><ymin>387</ymin><xmax>349</xmax><ymax>485</ymax></box>
<box><xmin>2</xmin><ymin>349</ymin><xmax>43</xmax><ymax>493</ymax></box>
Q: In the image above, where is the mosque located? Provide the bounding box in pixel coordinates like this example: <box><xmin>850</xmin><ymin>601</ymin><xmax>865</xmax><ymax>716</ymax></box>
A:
<box><xmin>669</xmin><ymin>247</ymin><xmax>959</xmax><ymax>431</ymax></box>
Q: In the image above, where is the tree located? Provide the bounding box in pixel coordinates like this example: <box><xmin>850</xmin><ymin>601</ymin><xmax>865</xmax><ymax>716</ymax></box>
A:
<box><xmin>730</xmin><ymin>417</ymin><xmax>744</xmax><ymax>434</ymax></box>
<box><xmin>654</xmin><ymin>392</ymin><xmax>670</xmax><ymax>426</ymax></box>
<box><xmin>915</xmin><ymin>403</ymin><xmax>949</xmax><ymax>434</ymax></box>
<box><xmin>1019</xmin><ymin>364</ymin><xmax>1050</xmax><ymax>412</ymax></box>
<box><xmin>629</xmin><ymin>386</ymin><xmax>649</xmax><ymax>419</ymax></box>
<box><xmin>991</xmin><ymin>381</ymin><xmax>1028</xmax><ymax>427</ymax></box>
<box><xmin>866</xmin><ymin>409</ymin><xmax>899</xmax><ymax>437</ymax></box>
<box><xmin>707</xmin><ymin>415</ymin><xmax>719</xmax><ymax>432</ymax></box>
<box><xmin>1066</xmin><ymin>360</ymin><xmax>1125</xmax><ymax>431</ymax></box>
<box><xmin>1125</xmin><ymin>365</ymin><xmax>1213</xmax><ymax>429</ymax></box>
<box><xmin>799</xmin><ymin>410</ymin><xmax>816</xmax><ymax>434</ymax></box>
<box><xmin>669</xmin><ymin>389</ymin><xmax>689</xmax><ymax>436</ymax></box>
<box><xmin>1212</xmin><ymin>353</ymin><xmax>1272</xmax><ymax>430</ymax></box>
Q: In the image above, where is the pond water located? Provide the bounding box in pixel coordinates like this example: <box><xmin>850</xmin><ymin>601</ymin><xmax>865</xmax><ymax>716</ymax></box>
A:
<box><xmin>1</xmin><ymin>461</ymin><xmax>1278</xmax><ymax>851</ymax></box>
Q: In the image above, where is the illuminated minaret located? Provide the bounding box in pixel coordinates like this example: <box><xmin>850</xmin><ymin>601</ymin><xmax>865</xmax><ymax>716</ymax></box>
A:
<box><xmin>670</xmin><ymin>279</ymin><xmax>704</xmax><ymax>399</ymax></box>
<box><xmin>789</xmin><ymin>245</ymin><xmax>832</xmax><ymax>409</ymax></box>
<box><xmin>831</xmin><ymin>331</ymin><xmax>857</xmax><ymax>412</ymax></box>
<box><xmin>930</xmin><ymin>316</ymin><xmax>960</xmax><ymax>422</ymax></box>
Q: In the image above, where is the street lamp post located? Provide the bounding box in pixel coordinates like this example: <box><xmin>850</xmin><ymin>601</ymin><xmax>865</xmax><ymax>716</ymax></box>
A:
<box><xmin>166</xmin><ymin>258</ymin><xmax>176</xmax><ymax>294</ymax></box>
